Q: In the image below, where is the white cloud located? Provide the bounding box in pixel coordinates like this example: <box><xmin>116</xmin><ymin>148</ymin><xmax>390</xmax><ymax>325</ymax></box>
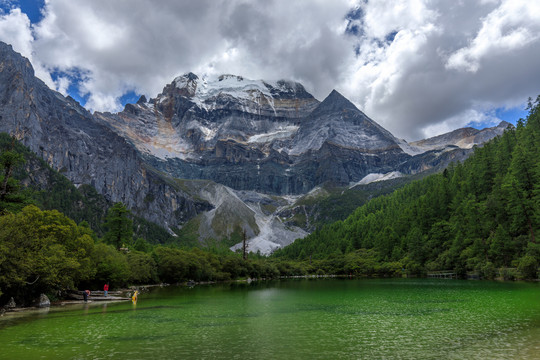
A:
<box><xmin>0</xmin><ymin>8</ymin><xmax>33</xmax><ymax>59</ymax></box>
<box><xmin>54</xmin><ymin>75</ymin><xmax>70</xmax><ymax>95</ymax></box>
<box><xmin>342</xmin><ymin>0</ymin><xmax>540</xmax><ymax>140</ymax></box>
<box><xmin>447</xmin><ymin>1</ymin><xmax>540</xmax><ymax>72</ymax></box>
<box><xmin>361</xmin><ymin>0</ymin><xmax>438</xmax><ymax>38</ymax></box>
<box><xmin>0</xmin><ymin>7</ymin><xmax>55</xmax><ymax>88</ymax></box>
<box><xmin>25</xmin><ymin>0</ymin><xmax>353</xmax><ymax>112</ymax></box>
<box><xmin>0</xmin><ymin>0</ymin><xmax>539</xmax><ymax>140</ymax></box>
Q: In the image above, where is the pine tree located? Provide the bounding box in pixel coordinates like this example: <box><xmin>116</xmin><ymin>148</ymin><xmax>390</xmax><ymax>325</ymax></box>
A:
<box><xmin>103</xmin><ymin>202</ymin><xmax>133</xmax><ymax>250</ymax></box>
<box><xmin>0</xmin><ymin>136</ymin><xmax>30</xmax><ymax>214</ymax></box>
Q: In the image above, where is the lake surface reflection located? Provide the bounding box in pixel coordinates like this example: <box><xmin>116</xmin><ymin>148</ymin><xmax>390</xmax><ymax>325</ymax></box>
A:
<box><xmin>1</xmin><ymin>278</ymin><xmax>540</xmax><ymax>359</ymax></box>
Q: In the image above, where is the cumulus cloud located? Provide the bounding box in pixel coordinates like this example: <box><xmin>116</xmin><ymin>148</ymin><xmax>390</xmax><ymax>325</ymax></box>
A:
<box><xmin>447</xmin><ymin>1</ymin><xmax>540</xmax><ymax>72</ymax></box>
<box><xmin>0</xmin><ymin>7</ymin><xmax>56</xmax><ymax>88</ymax></box>
<box><xmin>31</xmin><ymin>0</ymin><xmax>233</xmax><ymax>110</ymax></box>
<box><xmin>0</xmin><ymin>8</ymin><xmax>33</xmax><ymax>58</ymax></box>
<box><xmin>343</xmin><ymin>0</ymin><xmax>540</xmax><ymax>140</ymax></box>
<box><xmin>0</xmin><ymin>0</ymin><xmax>539</xmax><ymax>140</ymax></box>
<box><xmin>26</xmin><ymin>0</ymin><xmax>353</xmax><ymax>112</ymax></box>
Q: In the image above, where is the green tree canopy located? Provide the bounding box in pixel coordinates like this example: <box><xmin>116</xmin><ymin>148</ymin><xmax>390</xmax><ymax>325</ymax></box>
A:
<box><xmin>103</xmin><ymin>202</ymin><xmax>133</xmax><ymax>250</ymax></box>
<box><xmin>0</xmin><ymin>137</ymin><xmax>30</xmax><ymax>214</ymax></box>
<box><xmin>0</xmin><ymin>205</ymin><xmax>96</xmax><ymax>302</ymax></box>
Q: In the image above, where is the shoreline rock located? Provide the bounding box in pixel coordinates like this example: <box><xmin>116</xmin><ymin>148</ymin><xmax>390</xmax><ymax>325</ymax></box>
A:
<box><xmin>36</xmin><ymin>294</ymin><xmax>50</xmax><ymax>308</ymax></box>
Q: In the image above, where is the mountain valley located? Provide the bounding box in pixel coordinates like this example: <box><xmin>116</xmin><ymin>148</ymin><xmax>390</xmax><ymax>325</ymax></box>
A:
<box><xmin>0</xmin><ymin>41</ymin><xmax>511</xmax><ymax>253</ymax></box>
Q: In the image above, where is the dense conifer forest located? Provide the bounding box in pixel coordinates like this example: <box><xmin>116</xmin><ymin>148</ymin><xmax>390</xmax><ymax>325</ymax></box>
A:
<box><xmin>274</xmin><ymin>96</ymin><xmax>540</xmax><ymax>279</ymax></box>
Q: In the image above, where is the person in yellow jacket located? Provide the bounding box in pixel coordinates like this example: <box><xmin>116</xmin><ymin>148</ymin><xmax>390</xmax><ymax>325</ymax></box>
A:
<box><xmin>132</xmin><ymin>290</ymin><xmax>138</xmax><ymax>303</ymax></box>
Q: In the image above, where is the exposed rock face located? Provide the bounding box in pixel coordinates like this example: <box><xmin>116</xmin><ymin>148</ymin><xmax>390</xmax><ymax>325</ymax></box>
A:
<box><xmin>410</xmin><ymin>121</ymin><xmax>512</xmax><ymax>152</ymax></box>
<box><xmin>0</xmin><ymin>42</ymin><xmax>206</xmax><ymax>229</ymax></box>
<box><xmin>96</xmin><ymin>75</ymin><xmax>410</xmax><ymax>194</ymax></box>
<box><xmin>400</xmin><ymin>121</ymin><xmax>513</xmax><ymax>174</ymax></box>
<box><xmin>177</xmin><ymin>180</ymin><xmax>307</xmax><ymax>254</ymax></box>
<box><xmin>289</xmin><ymin>90</ymin><xmax>402</xmax><ymax>155</ymax></box>
<box><xmin>94</xmin><ymin>70</ymin><xmax>510</xmax><ymax>201</ymax></box>
<box><xmin>398</xmin><ymin>147</ymin><xmax>473</xmax><ymax>174</ymax></box>
<box><xmin>288</xmin><ymin>90</ymin><xmax>409</xmax><ymax>187</ymax></box>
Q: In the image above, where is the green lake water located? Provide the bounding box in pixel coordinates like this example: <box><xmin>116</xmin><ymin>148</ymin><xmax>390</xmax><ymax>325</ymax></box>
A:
<box><xmin>1</xmin><ymin>278</ymin><xmax>540</xmax><ymax>359</ymax></box>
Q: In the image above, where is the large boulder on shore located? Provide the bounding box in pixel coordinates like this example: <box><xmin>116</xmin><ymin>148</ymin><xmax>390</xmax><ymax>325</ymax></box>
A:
<box><xmin>35</xmin><ymin>294</ymin><xmax>50</xmax><ymax>308</ymax></box>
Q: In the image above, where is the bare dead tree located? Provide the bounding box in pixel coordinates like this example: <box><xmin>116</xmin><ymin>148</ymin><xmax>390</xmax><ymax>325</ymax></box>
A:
<box><xmin>242</xmin><ymin>229</ymin><xmax>248</xmax><ymax>261</ymax></box>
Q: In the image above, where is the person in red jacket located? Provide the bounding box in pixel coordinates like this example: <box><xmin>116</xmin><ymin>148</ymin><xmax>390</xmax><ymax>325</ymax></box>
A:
<box><xmin>103</xmin><ymin>283</ymin><xmax>109</xmax><ymax>297</ymax></box>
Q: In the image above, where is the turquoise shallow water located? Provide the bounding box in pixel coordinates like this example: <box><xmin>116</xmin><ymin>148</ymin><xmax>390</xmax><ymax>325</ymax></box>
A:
<box><xmin>1</xmin><ymin>278</ymin><xmax>539</xmax><ymax>359</ymax></box>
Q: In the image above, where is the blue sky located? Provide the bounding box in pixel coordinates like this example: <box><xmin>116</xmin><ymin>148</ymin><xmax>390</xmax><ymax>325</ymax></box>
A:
<box><xmin>492</xmin><ymin>107</ymin><xmax>528</xmax><ymax>128</ymax></box>
<box><xmin>0</xmin><ymin>0</ymin><xmax>538</xmax><ymax>140</ymax></box>
<box><xmin>23</xmin><ymin>0</ymin><xmax>42</xmax><ymax>21</ymax></box>
<box><xmin>6</xmin><ymin>0</ymin><xmax>44</xmax><ymax>22</ymax></box>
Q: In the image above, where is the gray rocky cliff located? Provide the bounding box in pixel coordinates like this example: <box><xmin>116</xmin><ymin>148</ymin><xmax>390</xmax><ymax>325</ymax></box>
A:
<box><xmin>400</xmin><ymin>121</ymin><xmax>513</xmax><ymax>174</ymax></box>
<box><xmin>0</xmin><ymin>42</ymin><xmax>207</xmax><ymax>229</ymax></box>
<box><xmin>96</xmin><ymin>79</ymin><xmax>412</xmax><ymax>194</ymax></box>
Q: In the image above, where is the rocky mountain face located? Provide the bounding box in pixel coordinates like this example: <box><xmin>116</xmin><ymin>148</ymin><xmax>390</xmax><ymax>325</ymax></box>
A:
<box><xmin>394</xmin><ymin>121</ymin><xmax>512</xmax><ymax>176</ymax></box>
<box><xmin>410</xmin><ymin>121</ymin><xmax>512</xmax><ymax>152</ymax></box>
<box><xmin>175</xmin><ymin>179</ymin><xmax>307</xmax><ymax>254</ymax></box>
<box><xmin>0</xmin><ymin>42</ymin><xmax>513</xmax><ymax>253</ymax></box>
<box><xmin>96</xmin><ymin>71</ymin><xmax>511</xmax><ymax>196</ymax></box>
<box><xmin>95</xmin><ymin>74</ymin><xmax>410</xmax><ymax>194</ymax></box>
<box><xmin>0</xmin><ymin>42</ymin><xmax>209</xmax><ymax>229</ymax></box>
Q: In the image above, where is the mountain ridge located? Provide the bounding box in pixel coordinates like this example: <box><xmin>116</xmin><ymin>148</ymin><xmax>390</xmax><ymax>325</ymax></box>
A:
<box><xmin>0</xmin><ymin>42</ymin><xmax>512</xmax><ymax>252</ymax></box>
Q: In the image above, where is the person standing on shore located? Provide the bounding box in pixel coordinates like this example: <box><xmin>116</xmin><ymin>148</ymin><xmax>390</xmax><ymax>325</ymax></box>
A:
<box><xmin>83</xmin><ymin>290</ymin><xmax>90</xmax><ymax>302</ymax></box>
<box><xmin>103</xmin><ymin>283</ymin><xmax>109</xmax><ymax>297</ymax></box>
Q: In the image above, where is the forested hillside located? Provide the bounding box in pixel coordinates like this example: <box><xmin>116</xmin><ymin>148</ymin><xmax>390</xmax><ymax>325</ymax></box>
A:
<box><xmin>0</xmin><ymin>133</ymin><xmax>174</xmax><ymax>243</ymax></box>
<box><xmin>274</xmin><ymin>96</ymin><xmax>540</xmax><ymax>279</ymax></box>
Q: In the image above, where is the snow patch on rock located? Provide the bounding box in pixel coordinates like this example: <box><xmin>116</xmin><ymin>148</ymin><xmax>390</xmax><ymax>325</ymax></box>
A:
<box><xmin>396</xmin><ymin>138</ymin><xmax>424</xmax><ymax>155</ymax></box>
<box><xmin>350</xmin><ymin>171</ymin><xmax>403</xmax><ymax>187</ymax></box>
<box><xmin>248</xmin><ymin>125</ymin><xmax>299</xmax><ymax>143</ymax></box>
<box><xmin>184</xmin><ymin>74</ymin><xmax>280</xmax><ymax>111</ymax></box>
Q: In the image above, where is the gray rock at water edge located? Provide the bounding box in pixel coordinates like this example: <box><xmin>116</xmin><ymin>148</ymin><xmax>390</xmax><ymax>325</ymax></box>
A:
<box><xmin>0</xmin><ymin>297</ymin><xmax>16</xmax><ymax>315</ymax></box>
<box><xmin>36</xmin><ymin>293</ymin><xmax>50</xmax><ymax>308</ymax></box>
<box><xmin>6</xmin><ymin>297</ymin><xmax>16</xmax><ymax>309</ymax></box>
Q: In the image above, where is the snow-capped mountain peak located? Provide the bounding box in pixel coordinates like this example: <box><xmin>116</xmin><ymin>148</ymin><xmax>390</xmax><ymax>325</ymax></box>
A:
<box><xmin>167</xmin><ymin>73</ymin><xmax>314</xmax><ymax>110</ymax></box>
